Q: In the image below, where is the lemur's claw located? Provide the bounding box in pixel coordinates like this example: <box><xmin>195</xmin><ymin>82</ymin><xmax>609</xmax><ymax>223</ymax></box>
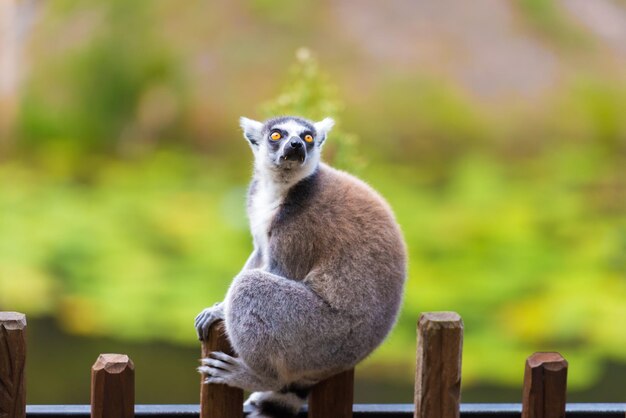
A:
<box><xmin>209</xmin><ymin>351</ymin><xmax>237</xmax><ymax>364</ymax></box>
<box><xmin>198</xmin><ymin>351</ymin><xmax>270</xmax><ymax>391</ymax></box>
<box><xmin>194</xmin><ymin>303</ymin><xmax>225</xmax><ymax>341</ymax></box>
<box><xmin>203</xmin><ymin>377</ymin><xmax>226</xmax><ymax>385</ymax></box>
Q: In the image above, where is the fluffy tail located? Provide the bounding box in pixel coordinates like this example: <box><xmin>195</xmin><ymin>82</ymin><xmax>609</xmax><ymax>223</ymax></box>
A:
<box><xmin>246</xmin><ymin>385</ymin><xmax>311</xmax><ymax>418</ymax></box>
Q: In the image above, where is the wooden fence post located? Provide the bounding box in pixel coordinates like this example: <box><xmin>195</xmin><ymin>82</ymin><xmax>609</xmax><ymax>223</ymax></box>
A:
<box><xmin>0</xmin><ymin>312</ymin><xmax>27</xmax><ymax>418</ymax></box>
<box><xmin>200</xmin><ymin>320</ymin><xmax>243</xmax><ymax>418</ymax></box>
<box><xmin>521</xmin><ymin>352</ymin><xmax>568</xmax><ymax>418</ymax></box>
<box><xmin>91</xmin><ymin>354</ymin><xmax>135</xmax><ymax>418</ymax></box>
<box><xmin>414</xmin><ymin>311</ymin><xmax>463</xmax><ymax>418</ymax></box>
<box><xmin>308</xmin><ymin>368</ymin><xmax>354</xmax><ymax>418</ymax></box>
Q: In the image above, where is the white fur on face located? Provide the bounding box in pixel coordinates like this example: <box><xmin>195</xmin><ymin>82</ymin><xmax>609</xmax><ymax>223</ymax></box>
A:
<box><xmin>272</xmin><ymin>120</ymin><xmax>309</xmax><ymax>138</ymax></box>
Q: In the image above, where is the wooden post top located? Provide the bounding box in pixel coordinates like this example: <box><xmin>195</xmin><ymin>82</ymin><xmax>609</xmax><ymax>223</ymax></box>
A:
<box><xmin>0</xmin><ymin>312</ymin><xmax>27</xmax><ymax>329</ymax></box>
<box><xmin>418</xmin><ymin>312</ymin><xmax>463</xmax><ymax>329</ymax></box>
<box><xmin>92</xmin><ymin>354</ymin><xmax>135</xmax><ymax>374</ymax></box>
<box><xmin>526</xmin><ymin>352</ymin><xmax>568</xmax><ymax>370</ymax></box>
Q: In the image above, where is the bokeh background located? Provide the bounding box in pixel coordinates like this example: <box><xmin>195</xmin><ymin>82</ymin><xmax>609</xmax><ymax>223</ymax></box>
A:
<box><xmin>1</xmin><ymin>0</ymin><xmax>625</xmax><ymax>405</ymax></box>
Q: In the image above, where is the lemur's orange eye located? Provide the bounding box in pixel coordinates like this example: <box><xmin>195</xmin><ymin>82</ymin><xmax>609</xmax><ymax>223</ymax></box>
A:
<box><xmin>304</xmin><ymin>134</ymin><xmax>313</xmax><ymax>143</ymax></box>
<box><xmin>270</xmin><ymin>132</ymin><xmax>281</xmax><ymax>141</ymax></box>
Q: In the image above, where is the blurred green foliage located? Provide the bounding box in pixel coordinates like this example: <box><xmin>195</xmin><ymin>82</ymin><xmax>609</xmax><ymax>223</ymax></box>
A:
<box><xmin>1</xmin><ymin>0</ymin><xmax>626</xmax><ymax>401</ymax></box>
<box><xmin>0</xmin><ymin>153</ymin><xmax>249</xmax><ymax>340</ymax></box>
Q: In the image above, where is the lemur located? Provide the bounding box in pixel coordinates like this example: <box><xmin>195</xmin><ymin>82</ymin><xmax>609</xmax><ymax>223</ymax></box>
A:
<box><xmin>195</xmin><ymin>115</ymin><xmax>407</xmax><ymax>418</ymax></box>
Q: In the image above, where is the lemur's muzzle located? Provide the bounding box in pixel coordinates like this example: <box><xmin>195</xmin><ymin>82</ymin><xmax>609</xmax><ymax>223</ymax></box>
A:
<box><xmin>281</xmin><ymin>137</ymin><xmax>306</xmax><ymax>163</ymax></box>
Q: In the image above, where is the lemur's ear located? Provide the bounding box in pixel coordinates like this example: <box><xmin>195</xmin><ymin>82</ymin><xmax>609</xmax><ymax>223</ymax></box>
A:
<box><xmin>314</xmin><ymin>117</ymin><xmax>335</xmax><ymax>146</ymax></box>
<box><xmin>240</xmin><ymin>117</ymin><xmax>264</xmax><ymax>148</ymax></box>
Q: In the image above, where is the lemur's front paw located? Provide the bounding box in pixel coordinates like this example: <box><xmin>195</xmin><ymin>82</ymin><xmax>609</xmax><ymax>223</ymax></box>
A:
<box><xmin>198</xmin><ymin>352</ymin><xmax>263</xmax><ymax>391</ymax></box>
<box><xmin>194</xmin><ymin>302</ymin><xmax>225</xmax><ymax>341</ymax></box>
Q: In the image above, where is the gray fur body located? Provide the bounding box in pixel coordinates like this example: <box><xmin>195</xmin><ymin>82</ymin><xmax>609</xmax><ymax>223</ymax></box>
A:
<box><xmin>195</xmin><ymin>116</ymin><xmax>407</xmax><ymax>418</ymax></box>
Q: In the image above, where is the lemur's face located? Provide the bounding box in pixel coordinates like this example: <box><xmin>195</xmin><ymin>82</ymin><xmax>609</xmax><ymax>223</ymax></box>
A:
<box><xmin>240</xmin><ymin>116</ymin><xmax>334</xmax><ymax>173</ymax></box>
<box><xmin>265</xmin><ymin>118</ymin><xmax>316</xmax><ymax>168</ymax></box>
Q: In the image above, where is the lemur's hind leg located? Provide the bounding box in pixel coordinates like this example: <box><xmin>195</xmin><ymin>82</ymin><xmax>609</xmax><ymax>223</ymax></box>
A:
<box><xmin>198</xmin><ymin>351</ymin><xmax>281</xmax><ymax>392</ymax></box>
<box><xmin>225</xmin><ymin>268</ymin><xmax>350</xmax><ymax>376</ymax></box>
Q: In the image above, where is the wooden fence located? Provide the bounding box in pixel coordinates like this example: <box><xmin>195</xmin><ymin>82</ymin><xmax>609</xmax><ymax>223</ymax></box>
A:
<box><xmin>1</xmin><ymin>311</ymin><xmax>625</xmax><ymax>418</ymax></box>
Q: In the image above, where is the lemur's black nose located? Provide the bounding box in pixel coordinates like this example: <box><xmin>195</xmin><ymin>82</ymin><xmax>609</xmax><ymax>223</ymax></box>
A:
<box><xmin>290</xmin><ymin>140</ymin><xmax>303</xmax><ymax>149</ymax></box>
